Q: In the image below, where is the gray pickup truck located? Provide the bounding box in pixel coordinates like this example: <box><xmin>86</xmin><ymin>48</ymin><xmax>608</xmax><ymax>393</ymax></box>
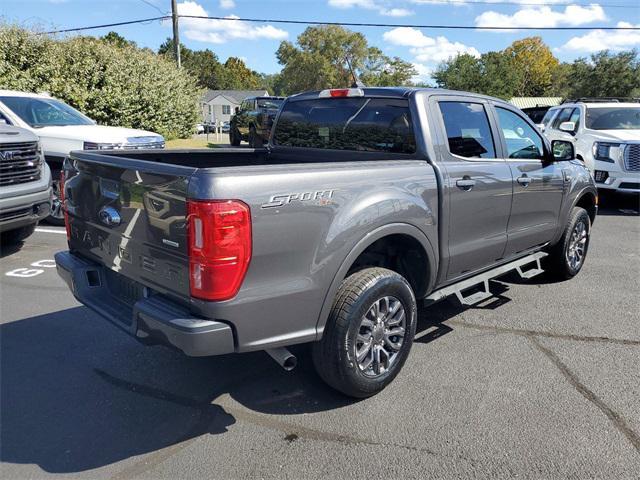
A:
<box><xmin>55</xmin><ymin>87</ymin><xmax>597</xmax><ymax>397</ymax></box>
<box><xmin>0</xmin><ymin>125</ymin><xmax>52</xmax><ymax>243</ymax></box>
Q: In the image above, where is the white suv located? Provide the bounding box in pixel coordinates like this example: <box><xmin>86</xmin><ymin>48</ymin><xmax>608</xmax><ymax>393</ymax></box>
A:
<box><xmin>540</xmin><ymin>99</ymin><xmax>640</xmax><ymax>193</ymax></box>
<box><xmin>0</xmin><ymin>90</ymin><xmax>165</xmax><ymax>224</ymax></box>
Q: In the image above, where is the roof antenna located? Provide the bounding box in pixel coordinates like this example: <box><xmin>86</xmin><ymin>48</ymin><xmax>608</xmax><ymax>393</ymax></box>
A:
<box><xmin>345</xmin><ymin>55</ymin><xmax>365</xmax><ymax>88</ymax></box>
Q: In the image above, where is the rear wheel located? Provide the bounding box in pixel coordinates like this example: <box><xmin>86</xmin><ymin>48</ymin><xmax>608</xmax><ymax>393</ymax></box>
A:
<box><xmin>248</xmin><ymin>126</ymin><xmax>262</xmax><ymax>148</ymax></box>
<box><xmin>546</xmin><ymin>206</ymin><xmax>591</xmax><ymax>280</ymax></box>
<box><xmin>312</xmin><ymin>267</ymin><xmax>417</xmax><ymax>398</ymax></box>
<box><xmin>230</xmin><ymin>127</ymin><xmax>241</xmax><ymax>147</ymax></box>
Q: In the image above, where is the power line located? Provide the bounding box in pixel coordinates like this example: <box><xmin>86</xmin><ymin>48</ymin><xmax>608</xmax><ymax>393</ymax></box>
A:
<box><xmin>38</xmin><ymin>16</ymin><xmax>169</xmax><ymax>35</ymax></box>
<box><xmin>413</xmin><ymin>0</ymin><xmax>637</xmax><ymax>7</ymax></box>
<box><xmin>37</xmin><ymin>13</ymin><xmax>640</xmax><ymax>36</ymax></box>
<box><xmin>180</xmin><ymin>14</ymin><xmax>640</xmax><ymax>31</ymax></box>
<box><xmin>138</xmin><ymin>0</ymin><xmax>168</xmax><ymax>16</ymax></box>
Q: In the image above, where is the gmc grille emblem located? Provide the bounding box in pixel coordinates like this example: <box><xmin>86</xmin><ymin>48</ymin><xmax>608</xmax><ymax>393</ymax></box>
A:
<box><xmin>0</xmin><ymin>150</ymin><xmax>19</xmax><ymax>161</ymax></box>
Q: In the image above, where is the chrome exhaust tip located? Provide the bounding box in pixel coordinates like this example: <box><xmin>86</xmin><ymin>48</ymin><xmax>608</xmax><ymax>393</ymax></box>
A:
<box><xmin>266</xmin><ymin>347</ymin><xmax>297</xmax><ymax>371</ymax></box>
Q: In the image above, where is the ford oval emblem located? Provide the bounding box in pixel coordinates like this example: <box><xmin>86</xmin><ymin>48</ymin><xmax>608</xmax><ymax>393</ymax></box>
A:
<box><xmin>98</xmin><ymin>206</ymin><xmax>121</xmax><ymax>227</ymax></box>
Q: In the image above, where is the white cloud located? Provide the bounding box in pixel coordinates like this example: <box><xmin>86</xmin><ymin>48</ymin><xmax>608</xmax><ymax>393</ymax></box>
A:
<box><xmin>475</xmin><ymin>5</ymin><xmax>606</xmax><ymax>30</ymax></box>
<box><xmin>328</xmin><ymin>0</ymin><xmax>376</xmax><ymax>7</ymax></box>
<box><xmin>380</xmin><ymin>8</ymin><xmax>414</xmax><ymax>17</ymax></box>
<box><xmin>219</xmin><ymin>0</ymin><xmax>235</xmax><ymax>9</ymax></box>
<box><xmin>563</xmin><ymin>22</ymin><xmax>640</xmax><ymax>52</ymax></box>
<box><xmin>173</xmin><ymin>1</ymin><xmax>288</xmax><ymax>44</ymax></box>
<box><xmin>328</xmin><ymin>0</ymin><xmax>414</xmax><ymax>16</ymax></box>
<box><xmin>411</xmin><ymin>62</ymin><xmax>433</xmax><ymax>83</ymax></box>
<box><xmin>383</xmin><ymin>27</ymin><xmax>480</xmax><ymax>62</ymax></box>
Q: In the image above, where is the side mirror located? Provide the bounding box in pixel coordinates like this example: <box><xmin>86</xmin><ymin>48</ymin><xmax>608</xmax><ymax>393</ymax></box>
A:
<box><xmin>537</xmin><ymin>123</ymin><xmax>545</xmax><ymax>132</ymax></box>
<box><xmin>551</xmin><ymin>140</ymin><xmax>574</xmax><ymax>161</ymax></box>
<box><xmin>559</xmin><ymin>121</ymin><xmax>576</xmax><ymax>133</ymax></box>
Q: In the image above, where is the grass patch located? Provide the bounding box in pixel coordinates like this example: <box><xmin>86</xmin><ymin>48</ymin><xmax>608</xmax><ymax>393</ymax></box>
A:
<box><xmin>165</xmin><ymin>137</ymin><xmax>223</xmax><ymax>149</ymax></box>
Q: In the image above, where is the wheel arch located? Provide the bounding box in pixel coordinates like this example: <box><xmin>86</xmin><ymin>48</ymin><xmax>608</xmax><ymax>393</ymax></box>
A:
<box><xmin>315</xmin><ymin>223</ymin><xmax>437</xmax><ymax>339</ymax></box>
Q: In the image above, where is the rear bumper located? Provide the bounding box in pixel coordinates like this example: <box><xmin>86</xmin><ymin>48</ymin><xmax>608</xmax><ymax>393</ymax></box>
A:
<box><xmin>54</xmin><ymin>251</ymin><xmax>235</xmax><ymax>357</ymax></box>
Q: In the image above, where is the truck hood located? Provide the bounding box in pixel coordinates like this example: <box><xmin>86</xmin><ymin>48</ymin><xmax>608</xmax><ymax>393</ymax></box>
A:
<box><xmin>34</xmin><ymin>125</ymin><xmax>163</xmax><ymax>143</ymax></box>
<box><xmin>588</xmin><ymin>129</ymin><xmax>640</xmax><ymax>142</ymax></box>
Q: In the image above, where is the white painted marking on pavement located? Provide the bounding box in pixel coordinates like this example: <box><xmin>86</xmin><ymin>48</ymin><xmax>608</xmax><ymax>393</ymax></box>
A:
<box><xmin>35</xmin><ymin>227</ymin><xmax>66</xmax><ymax>235</ymax></box>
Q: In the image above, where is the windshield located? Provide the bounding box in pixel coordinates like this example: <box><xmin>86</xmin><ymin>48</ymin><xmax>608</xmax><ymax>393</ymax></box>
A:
<box><xmin>257</xmin><ymin>99</ymin><xmax>284</xmax><ymax>109</ymax></box>
<box><xmin>585</xmin><ymin>107</ymin><xmax>640</xmax><ymax>130</ymax></box>
<box><xmin>0</xmin><ymin>96</ymin><xmax>93</xmax><ymax>127</ymax></box>
<box><xmin>273</xmin><ymin>97</ymin><xmax>416</xmax><ymax>154</ymax></box>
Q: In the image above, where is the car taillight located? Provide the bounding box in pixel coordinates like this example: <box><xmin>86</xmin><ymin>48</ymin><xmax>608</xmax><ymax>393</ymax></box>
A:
<box><xmin>187</xmin><ymin>200</ymin><xmax>252</xmax><ymax>301</ymax></box>
<box><xmin>318</xmin><ymin>88</ymin><xmax>364</xmax><ymax>98</ymax></box>
<box><xmin>60</xmin><ymin>170</ymin><xmax>70</xmax><ymax>240</ymax></box>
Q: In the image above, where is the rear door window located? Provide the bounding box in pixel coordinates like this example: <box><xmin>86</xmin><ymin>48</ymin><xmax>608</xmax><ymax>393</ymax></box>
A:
<box><xmin>438</xmin><ymin>101</ymin><xmax>496</xmax><ymax>159</ymax></box>
<box><xmin>272</xmin><ymin>97</ymin><xmax>416</xmax><ymax>154</ymax></box>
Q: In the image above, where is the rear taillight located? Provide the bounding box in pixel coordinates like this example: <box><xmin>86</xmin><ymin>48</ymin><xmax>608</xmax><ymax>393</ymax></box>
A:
<box><xmin>319</xmin><ymin>88</ymin><xmax>364</xmax><ymax>98</ymax></box>
<box><xmin>187</xmin><ymin>200</ymin><xmax>252</xmax><ymax>301</ymax></box>
<box><xmin>59</xmin><ymin>170</ymin><xmax>70</xmax><ymax>240</ymax></box>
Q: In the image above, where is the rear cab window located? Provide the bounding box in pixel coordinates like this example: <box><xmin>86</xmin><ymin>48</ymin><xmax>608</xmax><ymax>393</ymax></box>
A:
<box><xmin>272</xmin><ymin>97</ymin><xmax>416</xmax><ymax>154</ymax></box>
<box><xmin>438</xmin><ymin>101</ymin><xmax>496</xmax><ymax>159</ymax></box>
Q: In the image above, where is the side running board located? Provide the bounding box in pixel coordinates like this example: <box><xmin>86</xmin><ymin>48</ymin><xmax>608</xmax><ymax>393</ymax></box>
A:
<box><xmin>425</xmin><ymin>252</ymin><xmax>548</xmax><ymax>306</ymax></box>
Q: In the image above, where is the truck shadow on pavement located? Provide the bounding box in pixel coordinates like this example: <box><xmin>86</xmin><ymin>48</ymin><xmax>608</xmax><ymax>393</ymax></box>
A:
<box><xmin>0</xmin><ymin>295</ymin><xmax>489</xmax><ymax>474</ymax></box>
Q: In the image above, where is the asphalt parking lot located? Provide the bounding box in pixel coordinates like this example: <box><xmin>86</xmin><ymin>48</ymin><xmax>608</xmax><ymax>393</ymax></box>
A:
<box><xmin>1</xmin><ymin>193</ymin><xmax>639</xmax><ymax>479</ymax></box>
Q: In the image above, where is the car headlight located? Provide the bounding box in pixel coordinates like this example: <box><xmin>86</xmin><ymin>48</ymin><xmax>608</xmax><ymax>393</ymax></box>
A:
<box><xmin>83</xmin><ymin>142</ymin><xmax>122</xmax><ymax>150</ymax></box>
<box><xmin>592</xmin><ymin>142</ymin><xmax>618</xmax><ymax>163</ymax></box>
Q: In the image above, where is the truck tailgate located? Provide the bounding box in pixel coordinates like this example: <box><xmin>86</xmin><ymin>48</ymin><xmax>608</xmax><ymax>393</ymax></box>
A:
<box><xmin>65</xmin><ymin>155</ymin><xmax>195</xmax><ymax>299</ymax></box>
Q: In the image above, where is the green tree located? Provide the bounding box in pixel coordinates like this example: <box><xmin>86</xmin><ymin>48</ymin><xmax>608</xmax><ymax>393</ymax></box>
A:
<box><xmin>433</xmin><ymin>53</ymin><xmax>483</xmax><ymax>93</ymax></box>
<box><xmin>504</xmin><ymin>37</ymin><xmax>559</xmax><ymax>96</ymax></box>
<box><xmin>276</xmin><ymin>25</ymin><xmax>416</xmax><ymax>94</ymax></box>
<box><xmin>221</xmin><ymin>57</ymin><xmax>260</xmax><ymax>90</ymax></box>
<box><xmin>102</xmin><ymin>31</ymin><xmax>136</xmax><ymax>48</ymax></box>
<box><xmin>1</xmin><ymin>25</ymin><xmax>200</xmax><ymax>138</ymax></box>
<box><xmin>561</xmin><ymin>50</ymin><xmax>640</xmax><ymax>99</ymax></box>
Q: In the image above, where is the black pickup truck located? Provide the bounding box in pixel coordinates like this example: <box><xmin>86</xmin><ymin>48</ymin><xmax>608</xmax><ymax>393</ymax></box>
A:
<box><xmin>229</xmin><ymin>96</ymin><xmax>284</xmax><ymax>148</ymax></box>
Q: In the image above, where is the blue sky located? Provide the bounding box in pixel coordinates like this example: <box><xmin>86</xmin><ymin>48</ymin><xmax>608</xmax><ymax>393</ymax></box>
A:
<box><xmin>2</xmin><ymin>0</ymin><xmax>639</xmax><ymax>81</ymax></box>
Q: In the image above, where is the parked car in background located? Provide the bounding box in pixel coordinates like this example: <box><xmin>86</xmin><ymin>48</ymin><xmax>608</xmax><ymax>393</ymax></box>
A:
<box><xmin>221</xmin><ymin>121</ymin><xmax>230</xmax><ymax>134</ymax></box>
<box><xmin>0</xmin><ymin>125</ymin><xmax>51</xmax><ymax>244</ymax></box>
<box><xmin>196</xmin><ymin>123</ymin><xmax>205</xmax><ymax>135</ymax></box>
<box><xmin>230</xmin><ymin>96</ymin><xmax>284</xmax><ymax>147</ymax></box>
<box><xmin>522</xmin><ymin>106</ymin><xmax>551</xmax><ymax>125</ymax></box>
<box><xmin>0</xmin><ymin>90</ymin><xmax>165</xmax><ymax>225</ymax></box>
<box><xmin>541</xmin><ymin>98</ymin><xmax>640</xmax><ymax>193</ymax></box>
<box><xmin>56</xmin><ymin>87</ymin><xmax>596</xmax><ymax>398</ymax></box>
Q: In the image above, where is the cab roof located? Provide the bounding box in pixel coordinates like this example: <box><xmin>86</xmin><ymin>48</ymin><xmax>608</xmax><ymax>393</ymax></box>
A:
<box><xmin>288</xmin><ymin>87</ymin><xmax>513</xmax><ymax>107</ymax></box>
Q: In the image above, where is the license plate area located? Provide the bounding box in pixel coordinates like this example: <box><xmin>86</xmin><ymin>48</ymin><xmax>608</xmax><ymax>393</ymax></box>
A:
<box><xmin>104</xmin><ymin>269</ymin><xmax>145</xmax><ymax>308</ymax></box>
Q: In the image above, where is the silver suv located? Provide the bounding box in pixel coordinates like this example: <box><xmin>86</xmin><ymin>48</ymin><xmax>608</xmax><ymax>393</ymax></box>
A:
<box><xmin>0</xmin><ymin>125</ymin><xmax>52</xmax><ymax>243</ymax></box>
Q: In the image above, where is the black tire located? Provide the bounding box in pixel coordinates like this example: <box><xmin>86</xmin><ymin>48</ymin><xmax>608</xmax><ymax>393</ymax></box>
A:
<box><xmin>312</xmin><ymin>267</ymin><xmax>417</xmax><ymax>398</ymax></box>
<box><xmin>44</xmin><ymin>169</ymin><xmax>65</xmax><ymax>226</ymax></box>
<box><xmin>1</xmin><ymin>223</ymin><xmax>37</xmax><ymax>244</ymax></box>
<box><xmin>248</xmin><ymin>126</ymin><xmax>262</xmax><ymax>149</ymax></box>
<box><xmin>230</xmin><ymin>127</ymin><xmax>241</xmax><ymax>147</ymax></box>
<box><xmin>545</xmin><ymin>206</ymin><xmax>591</xmax><ymax>280</ymax></box>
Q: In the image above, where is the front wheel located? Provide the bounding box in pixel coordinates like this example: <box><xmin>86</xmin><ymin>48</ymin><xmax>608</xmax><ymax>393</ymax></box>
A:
<box><xmin>45</xmin><ymin>170</ymin><xmax>65</xmax><ymax>226</ymax></box>
<box><xmin>545</xmin><ymin>206</ymin><xmax>591</xmax><ymax>280</ymax></box>
<box><xmin>312</xmin><ymin>267</ymin><xmax>417</xmax><ymax>398</ymax></box>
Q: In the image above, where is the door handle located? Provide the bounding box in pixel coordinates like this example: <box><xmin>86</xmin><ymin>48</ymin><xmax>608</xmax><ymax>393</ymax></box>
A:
<box><xmin>456</xmin><ymin>178</ymin><xmax>476</xmax><ymax>190</ymax></box>
<box><xmin>517</xmin><ymin>175</ymin><xmax>532</xmax><ymax>186</ymax></box>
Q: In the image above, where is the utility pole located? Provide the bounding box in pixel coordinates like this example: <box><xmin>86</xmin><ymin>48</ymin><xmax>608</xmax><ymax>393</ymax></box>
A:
<box><xmin>171</xmin><ymin>0</ymin><xmax>181</xmax><ymax>68</ymax></box>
